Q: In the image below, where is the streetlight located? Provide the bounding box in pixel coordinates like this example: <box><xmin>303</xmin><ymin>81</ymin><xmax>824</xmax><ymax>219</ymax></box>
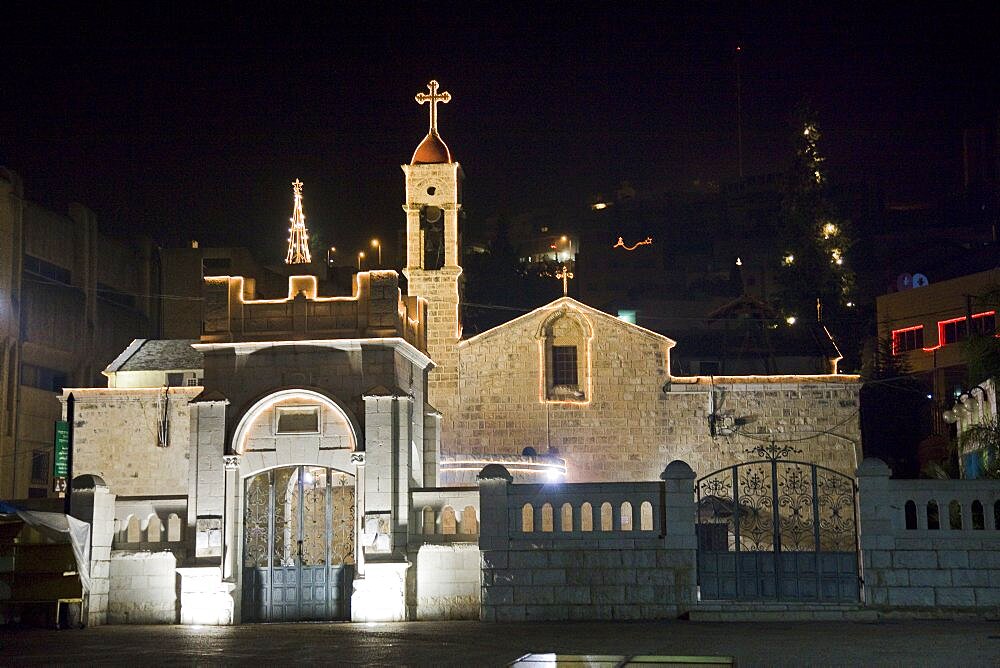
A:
<box><xmin>358</xmin><ymin>251</ymin><xmax>365</xmax><ymax>271</ymax></box>
<box><xmin>327</xmin><ymin>246</ymin><xmax>337</xmax><ymax>265</ymax></box>
<box><xmin>371</xmin><ymin>239</ymin><xmax>381</xmax><ymax>267</ymax></box>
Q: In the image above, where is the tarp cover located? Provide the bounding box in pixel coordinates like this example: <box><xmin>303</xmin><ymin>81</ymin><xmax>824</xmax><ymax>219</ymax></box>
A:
<box><xmin>1</xmin><ymin>509</ymin><xmax>91</xmax><ymax>593</ymax></box>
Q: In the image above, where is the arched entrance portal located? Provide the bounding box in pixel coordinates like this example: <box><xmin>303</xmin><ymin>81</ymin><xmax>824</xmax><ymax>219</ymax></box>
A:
<box><xmin>242</xmin><ymin>465</ymin><xmax>356</xmax><ymax>621</ymax></box>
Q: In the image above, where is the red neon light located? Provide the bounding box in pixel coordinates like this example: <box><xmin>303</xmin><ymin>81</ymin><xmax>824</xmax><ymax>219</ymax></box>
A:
<box><xmin>927</xmin><ymin>310</ymin><xmax>998</xmax><ymax>352</ymax></box>
<box><xmin>891</xmin><ymin>325</ymin><xmax>923</xmax><ymax>356</ymax></box>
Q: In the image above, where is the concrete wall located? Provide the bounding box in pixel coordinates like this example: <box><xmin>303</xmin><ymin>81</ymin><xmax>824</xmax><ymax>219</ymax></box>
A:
<box><xmin>448</xmin><ymin>298</ymin><xmax>859</xmax><ymax>482</ymax></box>
<box><xmin>477</xmin><ymin>461</ymin><xmax>697</xmax><ymax>621</ymax></box>
<box><xmin>108</xmin><ymin>551</ymin><xmax>178</xmax><ymax>624</ymax></box>
<box><xmin>858</xmin><ymin>458</ymin><xmax>1000</xmax><ymax>610</ymax></box>
<box><xmin>65</xmin><ymin>387</ymin><xmax>200</xmax><ymax>498</ymax></box>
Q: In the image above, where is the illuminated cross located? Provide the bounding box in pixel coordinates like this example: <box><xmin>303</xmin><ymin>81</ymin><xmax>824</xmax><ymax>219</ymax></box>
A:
<box><xmin>415</xmin><ymin>80</ymin><xmax>451</xmax><ymax>134</ymax></box>
<box><xmin>556</xmin><ymin>265</ymin><xmax>574</xmax><ymax>296</ymax></box>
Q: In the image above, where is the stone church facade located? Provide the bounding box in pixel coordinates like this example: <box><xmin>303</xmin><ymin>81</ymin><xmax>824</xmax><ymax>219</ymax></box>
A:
<box><xmin>52</xmin><ymin>81</ymin><xmax>861</xmax><ymax>626</ymax></box>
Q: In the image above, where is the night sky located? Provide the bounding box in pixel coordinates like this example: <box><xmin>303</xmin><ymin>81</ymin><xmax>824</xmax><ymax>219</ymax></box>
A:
<box><xmin>1</xmin><ymin>4</ymin><xmax>996</xmax><ymax>265</ymax></box>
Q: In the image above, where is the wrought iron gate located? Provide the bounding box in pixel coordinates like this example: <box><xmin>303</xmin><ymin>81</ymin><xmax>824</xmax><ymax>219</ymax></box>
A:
<box><xmin>696</xmin><ymin>448</ymin><xmax>859</xmax><ymax>602</ymax></box>
<box><xmin>242</xmin><ymin>465</ymin><xmax>355</xmax><ymax>621</ymax></box>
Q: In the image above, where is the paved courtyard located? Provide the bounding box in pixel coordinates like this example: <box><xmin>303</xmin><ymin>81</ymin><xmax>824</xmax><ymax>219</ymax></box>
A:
<box><xmin>2</xmin><ymin>619</ymin><xmax>999</xmax><ymax>666</ymax></box>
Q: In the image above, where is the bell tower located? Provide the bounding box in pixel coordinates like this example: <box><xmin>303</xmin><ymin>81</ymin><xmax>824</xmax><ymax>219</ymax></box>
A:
<box><xmin>402</xmin><ymin>80</ymin><xmax>464</xmax><ymax>414</ymax></box>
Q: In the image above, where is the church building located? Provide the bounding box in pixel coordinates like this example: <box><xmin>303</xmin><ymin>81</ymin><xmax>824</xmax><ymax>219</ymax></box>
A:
<box><xmin>57</xmin><ymin>81</ymin><xmax>861</xmax><ymax>626</ymax></box>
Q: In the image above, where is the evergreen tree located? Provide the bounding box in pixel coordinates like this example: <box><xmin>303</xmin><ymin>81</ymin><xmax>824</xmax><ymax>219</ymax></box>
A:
<box><xmin>775</xmin><ymin>104</ymin><xmax>854</xmax><ymax>330</ymax></box>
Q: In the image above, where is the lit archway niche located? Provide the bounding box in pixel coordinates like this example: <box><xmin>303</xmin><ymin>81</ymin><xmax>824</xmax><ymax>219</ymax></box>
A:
<box><xmin>231</xmin><ymin>388</ymin><xmax>358</xmax><ymax>456</ymax></box>
<box><xmin>535</xmin><ymin>305</ymin><xmax>594</xmax><ymax>404</ymax></box>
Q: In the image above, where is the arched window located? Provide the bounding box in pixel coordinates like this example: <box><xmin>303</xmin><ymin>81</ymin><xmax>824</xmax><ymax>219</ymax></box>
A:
<box><xmin>927</xmin><ymin>500</ymin><xmax>940</xmax><ymax>530</ymax></box>
<box><xmin>640</xmin><ymin>502</ymin><xmax>654</xmax><ymax>531</ymax></box>
<box><xmin>538</xmin><ymin>309</ymin><xmax>591</xmax><ymax>402</ymax></box>
<box><xmin>167</xmin><ymin>514</ymin><xmax>183</xmax><ymax>542</ymax></box>
<box><xmin>460</xmin><ymin>506</ymin><xmax>478</xmax><ymax>534</ymax></box>
<box><xmin>620</xmin><ymin>502</ymin><xmax>633</xmax><ymax>531</ymax></box>
<box><xmin>600</xmin><ymin>502</ymin><xmax>613</xmax><ymax>531</ymax></box>
<box><xmin>904</xmin><ymin>501</ymin><xmax>917</xmax><ymax>530</ymax></box>
<box><xmin>560</xmin><ymin>503</ymin><xmax>573</xmax><ymax>532</ymax></box>
<box><xmin>422</xmin><ymin>506</ymin><xmax>436</xmax><ymax>535</ymax></box>
<box><xmin>949</xmin><ymin>500</ymin><xmax>963</xmax><ymax>530</ymax></box>
<box><xmin>971</xmin><ymin>500</ymin><xmax>985</xmax><ymax>530</ymax></box>
<box><xmin>522</xmin><ymin>504</ymin><xmax>534</xmax><ymax>533</ymax></box>
<box><xmin>441</xmin><ymin>506</ymin><xmax>457</xmax><ymax>535</ymax></box>
<box><xmin>580</xmin><ymin>502</ymin><xmax>593</xmax><ymax>532</ymax></box>
<box><xmin>541</xmin><ymin>503</ymin><xmax>554</xmax><ymax>532</ymax></box>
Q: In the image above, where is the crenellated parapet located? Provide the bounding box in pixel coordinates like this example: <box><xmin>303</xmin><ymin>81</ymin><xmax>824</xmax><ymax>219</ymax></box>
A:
<box><xmin>201</xmin><ymin>270</ymin><xmax>426</xmax><ymax>350</ymax></box>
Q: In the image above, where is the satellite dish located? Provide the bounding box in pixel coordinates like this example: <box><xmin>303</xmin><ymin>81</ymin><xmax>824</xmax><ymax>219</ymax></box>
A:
<box><xmin>896</xmin><ymin>273</ymin><xmax>913</xmax><ymax>291</ymax></box>
<box><xmin>912</xmin><ymin>273</ymin><xmax>929</xmax><ymax>288</ymax></box>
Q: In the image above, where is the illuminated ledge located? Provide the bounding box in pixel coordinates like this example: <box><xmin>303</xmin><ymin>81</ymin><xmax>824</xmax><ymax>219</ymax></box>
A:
<box><xmin>192</xmin><ymin>337</ymin><xmax>434</xmax><ymax>370</ymax></box>
<box><xmin>59</xmin><ymin>386</ymin><xmax>204</xmax><ymax>398</ymax></box>
<box><xmin>440</xmin><ymin>453</ymin><xmax>567</xmax><ymax>485</ymax></box>
<box><xmin>670</xmin><ymin>374</ymin><xmax>860</xmax><ymax>385</ymax></box>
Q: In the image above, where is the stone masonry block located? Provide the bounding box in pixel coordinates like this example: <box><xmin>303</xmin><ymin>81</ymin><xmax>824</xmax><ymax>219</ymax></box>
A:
<box><xmin>553</xmin><ymin>586</ymin><xmax>591</xmax><ymax>605</ymax></box>
<box><xmin>515</xmin><ymin>586</ymin><xmax>554</xmax><ymax>605</ymax></box>
<box><xmin>935</xmin><ymin>588</ymin><xmax>975</xmax><ymax>607</ymax></box>
<box><xmin>591</xmin><ymin>585</ymin><xmax>626</xmax><ymax>605</ymax></box>
<box><xmin>936</xmin><ymin>551</ymin><xmax>969</xmax><ymax>569</ymax></box>
<box><xmin>888</xmin><ymin>587</ymin><xmax>935</xmax><ymax>607</ymax></box>
<box><xmin>492</xmin><ymin>605</ymin><xmax>526</xmax><ymax>622</ymax></box>
<box><xmin>968</xmin><ymin>550</ymin><xmax>1000</xmax><ymax>569</ymax></box>
<box><xmin>484</xmin><ymin>586</ymin><xmax>513</xmax><ymax>605</ymax></box>
<box><xmin>950</xmin><ymin>569</ymin><xmax>990</xmax><ymax>587</ymax></box>
<box><xmin>892</xmin><ymin>551</ymin><xmax>937</xmax><ymax>569</ymax></box>
<box><xmin>532</xmin><ymin>569</ymin><xmax>566</xmax><ymax>586</ymax></box>
<box><xmin>974</xmin><ymin>588</ymin><xmax>1000</xmax><ymax>606</ymax></box>
<box><xmin>908</xmin><ymin>569</ymin><xmax>952</xmax><ymax>587</ymax></box>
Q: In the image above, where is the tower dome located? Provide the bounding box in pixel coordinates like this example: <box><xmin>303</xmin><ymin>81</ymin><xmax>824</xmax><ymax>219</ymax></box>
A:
<box><xmin>411</xmin><ymin>130</ymin><xmax>452</xmax><ymax>165</ymax></box>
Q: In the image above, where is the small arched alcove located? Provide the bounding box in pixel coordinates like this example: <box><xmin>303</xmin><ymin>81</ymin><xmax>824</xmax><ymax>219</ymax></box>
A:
<box><xmin>536</xmin><ymin>307</ymin><xmax>593</xmax><ymax>403</ymax></box>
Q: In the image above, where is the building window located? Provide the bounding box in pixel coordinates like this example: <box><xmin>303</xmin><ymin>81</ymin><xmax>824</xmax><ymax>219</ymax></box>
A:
<box><xmin>940</xmin><ymin>318</ymin><xmax>968</xmax><ymax>345</ymax></box>
<box><xmin>23</xmin><ymin>254</ymin><xmax>71</xmax><ymax>284</ymax></box>
<box><xmin>275</xmin><ymin>405</ymin><xmax>321</xmax><ymax>434</ymax></box>
<box><xmin>31</xmin><ymin>451</ymin><xmax>49</xmax><ymax>484</ymax></box>
<box><xmin>936</xmin><ymin>312</ymin><xmax>996</xmax><ymax>347</ymax></box>
<box><xmin>891</xmin><ymin>326</ymin><xmax>923</xmax><ymax>355</ymax></box>
<box><xmin>552</xmin><ymin>346</ymin><xmax>578</xmax><ymax>386</ymax></box>
<box><xmin>971</xmin><ymin>311</ymin><xmax>996</xmax><ymax>336</ymax></box>
<box><xmin>20</xmin><ymin>364</ymin><xmax>68</xmax><ymax>393</ymax></box>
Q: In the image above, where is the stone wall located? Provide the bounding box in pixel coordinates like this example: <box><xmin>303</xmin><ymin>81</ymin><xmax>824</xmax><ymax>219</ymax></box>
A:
<box><xmin>64</xmin><ymin>387</ymin><xmax>199</xmax><ymax>498</ymax></box>
<box><xmin>108</xmin><ymin>551</ymin><xmax>177</xmax><ymax>624</ymax></box>
<box><xmin>477</xmin><ymin>461</ymin><xmax>697</xmax><ymax>621</ymax></box>
<box><xmin>414</xmin><ymin>543</ymin><xmax>480</xmax><ymax>620</ymax></box>
<box><xmin>448</xmin><ymin>298</ymin><xmax>859</xmax><ymax>482</ymax></box>
<box><xmin>858</xmin><ymin>458</ymin><xmax>1000</xmax><ymax>611</ymax></box>
<box><xmin>70</xmin><ymin>482</ymin><xmax>116</xmax><ymax>626</ymax></box>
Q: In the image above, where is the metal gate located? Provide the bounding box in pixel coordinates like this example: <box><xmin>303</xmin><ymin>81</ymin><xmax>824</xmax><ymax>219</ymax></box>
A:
<box><xmin>696</xmin><ymin>447</ymin><xmax>859</xmax><ymax>601</ymax></box>
<box><xmin>242</xmin><ymin>465</ymin><xmax>355</xmax><ymax>621</ymax></box>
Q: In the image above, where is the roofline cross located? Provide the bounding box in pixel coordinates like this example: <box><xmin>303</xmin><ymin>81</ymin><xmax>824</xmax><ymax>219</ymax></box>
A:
<box><xmin>415</xmin><ymin>80</ymin><xmax>451</xmax><ymax>134</ymax></box>
<box><xmin>556</xmin><ymin>265</ymin><xmax>574</xmax><ymax>297</ymax></box>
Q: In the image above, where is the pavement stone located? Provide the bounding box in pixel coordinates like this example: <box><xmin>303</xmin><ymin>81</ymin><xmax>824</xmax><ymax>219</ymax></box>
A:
<box><xmin>1</xmin><ymin>619</ymin><xmax>998</xmax><ymax>666</ymax></box>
